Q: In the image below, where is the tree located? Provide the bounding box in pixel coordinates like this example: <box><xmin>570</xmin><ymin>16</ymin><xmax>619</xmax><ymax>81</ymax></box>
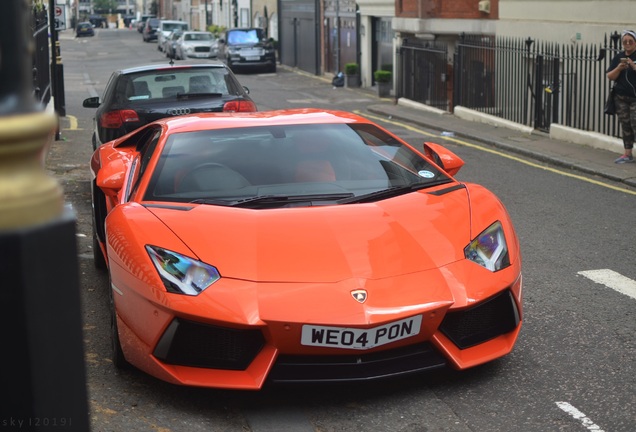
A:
<box><xmin>93</xmin><ymin>0</ymin><xmax>118</xmax><ymax>14</ymax></box>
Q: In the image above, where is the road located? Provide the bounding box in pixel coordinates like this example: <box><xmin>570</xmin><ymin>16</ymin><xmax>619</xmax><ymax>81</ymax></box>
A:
<box><xmin>49</xmin><ymin>27</ymin><xmax>635</xmax><ymax>432</ymax></box>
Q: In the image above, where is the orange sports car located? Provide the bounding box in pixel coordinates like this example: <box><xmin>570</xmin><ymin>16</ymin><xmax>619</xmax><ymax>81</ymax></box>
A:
<box><xmin>90</xmin><ymin>109</ymin><xmax>522</xmax><ymax>389</ymax></box>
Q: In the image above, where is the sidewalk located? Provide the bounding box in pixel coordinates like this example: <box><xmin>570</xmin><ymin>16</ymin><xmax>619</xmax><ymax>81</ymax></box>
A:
<box><xmin>357</xmin><ymin>90</ymin><xmax>636</xmax><ymax>189</ymax></box>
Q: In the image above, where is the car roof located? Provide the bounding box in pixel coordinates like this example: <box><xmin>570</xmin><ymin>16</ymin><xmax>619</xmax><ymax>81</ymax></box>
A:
<box><xmin>154</xmin><ymin>109</ymin><xmax>368</xmax><ymax>135</ymax></box>
<box><xmin>117</xmin><ymin>63</ymin><xmax>227</xmax><ymax>75</ymax></box>
<box><xmin>228</xmin><ymin>27</ymin><xmax>265</xmax><ymax>31</ymax></box>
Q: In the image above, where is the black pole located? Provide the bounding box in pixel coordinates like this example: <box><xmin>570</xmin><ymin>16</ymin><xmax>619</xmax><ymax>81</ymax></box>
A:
<box><xmin>0</xmin><ymin>1</ymin><xmax>90</xmax><ymax>430</ymax></box>
<box><xmin>205</xmin><ymin>0</ymin><xmax>209</xmax><ymax>28</ymax></box>
<box><xmin>0</xmin><ymin>1</ymin><xmax>37</xmax><ymax>115</ymax></box>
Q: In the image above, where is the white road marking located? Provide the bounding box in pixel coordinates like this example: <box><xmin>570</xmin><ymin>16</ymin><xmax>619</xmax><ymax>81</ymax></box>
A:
<box><xmin>578</xmin><ymin>269</ymin><xmax>636</xmax><ymax>301</ymax></box>
<box><xmin>556</xmin><ymin>402</ymin><xmax>605</xmax><ymax>431</ymax></box>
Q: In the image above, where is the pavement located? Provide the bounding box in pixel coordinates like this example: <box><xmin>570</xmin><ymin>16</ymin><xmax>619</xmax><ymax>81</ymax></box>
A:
<box><xmin>354</xmin><ymin>87</ymin><xmax>636</xmax><ymax>189</ymax></box>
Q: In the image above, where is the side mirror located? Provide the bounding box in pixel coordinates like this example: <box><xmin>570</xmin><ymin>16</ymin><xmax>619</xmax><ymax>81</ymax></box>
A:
<box><xmin>83</xmin><ymin>96</ymin><xmax>100</xmax><ymax>108</ymax></box>
<box><xmin>96</xmin><ymin>158</ymin><xmax>126</xmax><ymax>197</ymax></box>
<box><xmin>242</xmin><ymin>86</ymin><xmax>250</xmax><ymax>94</ymax></box>
<box><xmin>423</xmin><ymin>142</ymin><xmax>464</xmax><ymax>176</ymax></box>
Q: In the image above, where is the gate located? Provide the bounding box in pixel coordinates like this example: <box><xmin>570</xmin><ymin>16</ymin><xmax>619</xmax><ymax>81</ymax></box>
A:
<box><xmin>279</xmin><ymin>0</ymin><xmax>320</xmax><ymax>75</ymax></box>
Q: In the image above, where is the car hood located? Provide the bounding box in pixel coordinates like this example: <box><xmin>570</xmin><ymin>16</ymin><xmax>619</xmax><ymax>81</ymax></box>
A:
<box><xmin>229</xmin><ymin>42</ymin><xmax>268</xmax><ymax>48</ymax></box>
<box><xmin>147</xmin><ymin>188</ymin><xmax>471</xmax><ymax>282</ymax></box>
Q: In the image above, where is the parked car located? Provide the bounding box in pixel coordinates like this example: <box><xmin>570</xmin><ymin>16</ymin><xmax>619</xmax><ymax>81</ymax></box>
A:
<box><xmin>88</xmin><ymin>14</ymin><xmax>107</xmax><ymax>29</ymax></box>
<box><xmin>90</xmin><ymin>108</ymin><xmax>523</xmax><ymax>389</ymax></box>
<box><xmin>137</xmin><ymin>14</ymin><xmax>155</xmax><ymax>33</ymax></box>
<box><xmin>142</xmin><ymin>17</ymin><xmax>160</xmax><ymax>42</ymax></box>
<box><xmin>157</xmin><ymin>20</ymin><xmax>189</xmax><ymax>52</ymax></box>
<box><xmin>163</xmin><ymin>30</ymin><xmax>183</xmax><ymax>59</ymax></box>
<box><xmin>82</xmin><ymin>63</ymin><xmax>256</xmax><ymax>150</ymax></box>
<box><xmin>174</xmin><ymin>31</ymin><xmax>218</xmax><ymax>60</ymax></box>
<box><xmin>217</xmin><ymin>27</ymin><xmax>276</xmax><ymax>73</ymax></box>
<box><xmin>75</xmin><ymin>22</ymin><xmax>94</xmax><ymax>37</ymax></box>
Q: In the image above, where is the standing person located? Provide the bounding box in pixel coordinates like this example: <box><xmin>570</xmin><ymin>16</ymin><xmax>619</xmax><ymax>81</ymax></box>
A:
<box><xmin>607</xmin><ymin>30</ymin><xmax>636</xmax><ymax>163</ymax></box>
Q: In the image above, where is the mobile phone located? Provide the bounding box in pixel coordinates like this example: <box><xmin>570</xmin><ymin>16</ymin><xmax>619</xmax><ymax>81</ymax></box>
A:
<box><xmin>621</xmin><ymin>58</ymin><xmax>629</xmax><ymax>63</ymax></box>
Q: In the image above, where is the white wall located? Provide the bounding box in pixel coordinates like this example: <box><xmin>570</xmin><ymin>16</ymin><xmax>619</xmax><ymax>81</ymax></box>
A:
<box><xmin>498</xmin><ymin>1</ymin><xmax>636</xmax><ymax>44</ymax></box>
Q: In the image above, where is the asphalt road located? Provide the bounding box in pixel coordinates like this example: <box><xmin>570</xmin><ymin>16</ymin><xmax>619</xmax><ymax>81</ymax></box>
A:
<box><xmin>47</xmin><ymin>27</ymin><xmax>636</xmax><ymax>432</ymax></box>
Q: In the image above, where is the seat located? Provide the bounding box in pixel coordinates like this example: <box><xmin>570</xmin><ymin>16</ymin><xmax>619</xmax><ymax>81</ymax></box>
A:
<box><xmin>189</xmin><ymin>75</ymin><xmax>213</xmax><ymax>93</ymax></box>
<box><xmin>294</xmin><ymin>160</ymin><xmax>336</xmax><ymax>182</ymax></box>
<box><xmin>162</xmin><ymin>86</ymin><xmax>185</xmax><ymax>97</ymax></box>
<box><xmin>177</xmin><ymin>163</ymin><xmax>250</xmax><ymax>193</ymax></box>
<box><xmin>132</xmin><ymin>81</ymin><xmax>151</xmax><ymax>98</ymax></box>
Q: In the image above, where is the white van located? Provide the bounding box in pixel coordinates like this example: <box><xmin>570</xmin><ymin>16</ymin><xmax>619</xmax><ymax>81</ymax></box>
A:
<box><xmin>157</xmin><ymin>20</ymin><xmax>189</xmax><ymax>52</ymax></box>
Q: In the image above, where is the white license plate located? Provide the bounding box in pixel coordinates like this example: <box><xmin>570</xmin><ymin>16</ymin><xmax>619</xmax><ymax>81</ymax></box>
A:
<box><xmin>244</xmin><ymin>56</ymin><xmax>260</xmax><ymax>61</ymax></box>
<box><xmin>301</xmin><ymin>315</ymin><xmax>422</xmax><ymax>350</ymax></box>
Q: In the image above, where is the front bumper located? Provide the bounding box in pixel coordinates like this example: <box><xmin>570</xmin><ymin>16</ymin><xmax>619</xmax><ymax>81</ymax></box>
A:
<box><xmin>113</xmin><ymin>257</ymin><xmax>523</xmax><ymax>389</ymax></box>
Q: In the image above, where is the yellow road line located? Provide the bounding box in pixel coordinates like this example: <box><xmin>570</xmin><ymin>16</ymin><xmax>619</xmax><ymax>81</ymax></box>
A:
<box><xmin>62</xmin><ymin>115</ymin><xmax>83</xmax><ymax>131</ymax></box>
<box><xmin>359</xmin><ymin>110</ymin><xmax>636</xmax><ymax>196</ymax></box>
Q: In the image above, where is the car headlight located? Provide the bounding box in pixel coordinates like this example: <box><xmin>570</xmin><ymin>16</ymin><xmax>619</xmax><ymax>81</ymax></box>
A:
<box><xmin>464</xmin><ymin>221</ymin><xmax>510</xmax><ymax>271</ymax></box>
<box><xmin>146</xmin><ymin>245</ymin><xmax>220</xmax><ymax>295</ymax></box>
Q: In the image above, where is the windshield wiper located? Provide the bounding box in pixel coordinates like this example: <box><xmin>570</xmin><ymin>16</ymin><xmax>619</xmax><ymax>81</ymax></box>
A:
<box><xmin>191</xmin><ymin>193</ymin><xmax>354</xmax><ymax>208</ymax></box>
<box><xmin>337</xmin><ymin>179</ymin><xmax>453</xmax><ymax>204</ymax></box>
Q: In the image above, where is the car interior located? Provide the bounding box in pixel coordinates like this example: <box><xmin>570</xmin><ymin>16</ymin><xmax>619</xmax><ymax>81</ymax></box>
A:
<box><xmin>122</xmin><ymin>71</ymin><xmax>229</xmax><ymax>101</ymax></box>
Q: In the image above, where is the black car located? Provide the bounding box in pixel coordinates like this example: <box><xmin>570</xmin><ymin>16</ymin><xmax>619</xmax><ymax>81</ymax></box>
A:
<box><xmin>82</xmin><ymin>63</ymin><xmax>257</xmax><ymax>149</ymax></box>
<box><xmin>218</xmin><ymin>28</ymin><xmax>276</xmax><ymax>73</ymax></box>
<box><xmin>137</xmin><ymin>14</ymin><xmax>155</xmax><ymax>33</ymax></box>
<box><xmin>142</xmin><ymin>18</ymin><xmax>160</xmax><ymax>42</ymax></box>
<box><xmin>76</xmin><ymin>22</ymin><xmax>95</xmax><ymax>37</ymax></box>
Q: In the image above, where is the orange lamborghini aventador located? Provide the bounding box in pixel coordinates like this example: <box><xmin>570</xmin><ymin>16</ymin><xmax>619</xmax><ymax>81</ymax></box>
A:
<box><xmin>90</xmin><ymin>108</ymin><xmax>523</xmax><ymax>389</ymax></box>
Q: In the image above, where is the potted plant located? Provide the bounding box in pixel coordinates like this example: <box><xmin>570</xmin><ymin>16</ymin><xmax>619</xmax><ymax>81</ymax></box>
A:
<box><xmin>374</xmin><ymin>70</ymin><xmax>392</xmax><ymax>97</ymax></box>
<box><xmin>344</xmin><ymin>63</ymin><xmax>360</xmax><ymax>88</ymax></box>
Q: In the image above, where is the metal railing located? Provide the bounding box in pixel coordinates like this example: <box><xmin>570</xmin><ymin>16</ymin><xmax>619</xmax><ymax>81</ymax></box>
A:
<box><xmin>402</xmin><ymin>32</ymin><xmax>623</xmax><ymax>137</ymax></box>
<box><xmin>32</xmin><ymin>8</ymin><xmax>51</xmax><ymax>106</ymax></box>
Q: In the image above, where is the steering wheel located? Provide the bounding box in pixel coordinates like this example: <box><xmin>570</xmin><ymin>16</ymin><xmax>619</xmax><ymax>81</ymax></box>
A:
<box><xmin>177</xmin><ymin>163</ymin><xmax>250</xmax><ymax>193</ymax></box>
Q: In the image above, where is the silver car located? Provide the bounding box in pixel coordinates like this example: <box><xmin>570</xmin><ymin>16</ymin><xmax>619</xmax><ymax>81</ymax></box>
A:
<box><xmin>175</xmin><ymin>31</ymin><xmax>218</xmax><ymax>60</ymax></box>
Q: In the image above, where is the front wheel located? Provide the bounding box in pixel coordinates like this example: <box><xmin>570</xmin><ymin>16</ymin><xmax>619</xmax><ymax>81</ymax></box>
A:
<box><xmin>92</xmin><ymin>231</ymin><xmax>107</xmax><ymax>270</ymax></box>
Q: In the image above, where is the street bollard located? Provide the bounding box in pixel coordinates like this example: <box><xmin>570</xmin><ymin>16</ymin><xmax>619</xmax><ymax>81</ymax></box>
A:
<box><xmin>0</xmin><ymin>0</ymin><xmax>90</xmax><ymax>429</ymax></box>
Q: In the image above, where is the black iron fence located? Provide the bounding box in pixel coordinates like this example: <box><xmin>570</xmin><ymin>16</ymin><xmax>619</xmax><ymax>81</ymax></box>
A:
<box><xmin>32</xmin><ymin>8</ymin><xmax>51</xmax><ymax>106</ymax></box>
<box><xmin>400</xmin><ymin>32</ymin><xmax>623</xmax><ymax>137</ymax></box>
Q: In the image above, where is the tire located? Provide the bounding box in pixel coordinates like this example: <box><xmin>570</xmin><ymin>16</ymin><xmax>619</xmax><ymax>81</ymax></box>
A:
<box><xmin>92</xmin><ymin>231</ymin><xmax>107</xmax><ymax>270</ymax></box>
<box><xmin>91</xmin><ymin>181</ymin><xmax>108</xmax><ymax>271</ymax></box>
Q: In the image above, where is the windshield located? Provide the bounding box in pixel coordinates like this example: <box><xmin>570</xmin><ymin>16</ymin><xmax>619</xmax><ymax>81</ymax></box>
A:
<box><xmin>184</xmin><ymin>33</ymin><xmax>214</xmax><ymax>41</ymax></box>
<box><xmin>227</xmin><ymin>29</ymin><xmax>265</xmax><ymax>45</ymax></box>
<box><xmin>145</xmin><ymin>123</ymin><xmax>452</xmax><ymax>206</ymax></box>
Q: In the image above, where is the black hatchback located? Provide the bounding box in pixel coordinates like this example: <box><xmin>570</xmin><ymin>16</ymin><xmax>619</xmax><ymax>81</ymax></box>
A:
<box><xmin>82</xmin><ymin>63</ymin><xmax>256</xmax><ymax>149</ymax></box>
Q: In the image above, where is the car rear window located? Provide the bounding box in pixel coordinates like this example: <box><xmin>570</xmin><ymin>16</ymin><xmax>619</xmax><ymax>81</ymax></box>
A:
<box><xmin>162</xmin><ymin>22</ymin><xmax>188</xmax><ymax>33</ymax></box>
<box><xmin>117</xmin><ymin>69</ymin><xmax>236</xmax><ymax>102</ymax></box>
